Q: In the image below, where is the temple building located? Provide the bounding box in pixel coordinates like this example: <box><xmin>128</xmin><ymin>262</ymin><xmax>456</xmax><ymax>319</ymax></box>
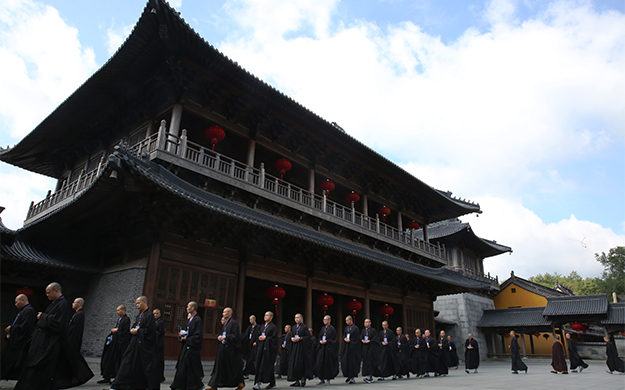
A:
<box><xmin>1</xmin><ymin>0</ymin><xmax>508</xmax><ymax>360</ymax></box>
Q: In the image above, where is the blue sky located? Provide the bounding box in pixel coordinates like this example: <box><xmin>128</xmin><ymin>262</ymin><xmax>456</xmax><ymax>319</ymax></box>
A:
<box><xmin>1</xmin><ymin>0</ymin><xmax>624</xmax><ymax>280</ymax></box>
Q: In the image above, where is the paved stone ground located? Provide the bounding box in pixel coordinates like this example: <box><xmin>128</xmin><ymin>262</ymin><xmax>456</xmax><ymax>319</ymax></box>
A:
<box><xmin>1</xmin><ymin>358</ymin><xmax>624</xmax><ymax>390</ymax></box>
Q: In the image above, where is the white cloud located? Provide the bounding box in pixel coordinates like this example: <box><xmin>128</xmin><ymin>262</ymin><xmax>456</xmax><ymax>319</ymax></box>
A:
<box><xmin>0</xmin><ymin>166</ymin><xmax>55</xmax><ymax>230</ymax></box>
<box><xmin>167</xmin><ymin>0</ymin><xmax>182</xmax><ymax>8</ymax></box>
<box><xmin>106</xmin><ymin>22</ymin><xmax>133</xmax><ymax>56</ymax></box>
<box><xmin>461</xmin><ymin>196</ymin><xmax>624</xmax><ymax>280</ymax></box>
<box><xmin>217</xmin><ymin>0</ymin><xmax>625</xmax><ymax>278</ymax></box>
<box><xmin>0</xmin><ymin>0</ymin><xmax>98</xmax><ymax>139</ymax></box>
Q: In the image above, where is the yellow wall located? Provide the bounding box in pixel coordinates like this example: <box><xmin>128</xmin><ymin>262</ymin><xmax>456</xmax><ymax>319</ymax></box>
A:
<box><xmin>493</xmin><ymin>283</ymin><xmax>548</xmax><ymax>309</ymax></box>
<box><xmin>501</xmin><ymin>333</ymin><xmax>561</xmax><ymax>356</ymax></box>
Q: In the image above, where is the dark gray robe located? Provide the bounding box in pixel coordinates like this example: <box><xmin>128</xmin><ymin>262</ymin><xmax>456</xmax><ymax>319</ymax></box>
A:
<box><xmin>1</xmin><ymin>304</ymin><xmax>36</xmax><ymax>380</ymax></box>
<box><xmin>396</xmin><ymin>334</ymin><xmax>410</xmax><ymax>376</ymax></box>
<box><xmin>171</xmin><ymin>314</ymin><xmax>204</xmax><ymax>390</ymax></box>
<box><xmin>315</xmin><ymin>324</ymin><xmax>339</xmax><ymax>380</ymax></box>
<box><xmin>243</xmin><ymin>323</ymin><xmax>261</xmax><ymax>375</ymax></box>
<box><xmin>360</xmin><ymin>327</ymin><xmax>379</xmax><ymax>377</ymax></box>
<box><xmin>510</xmin><ymin>336</ymin><xmax>527</xmax><ymax>372</ymax></box>
<box><xmin>287</xmin><ymin>323</ymin><xmax>313</xmax><ymax>381</ymax></box>
<box><xmin>254</xmin><ymin>322</ymin><xmax>278</xmax><ymax>385</ymax></box>
<box><xmin>340</xmin><ymin>324</ymin><xmax>361</xmax><ymax>378</ymax></box>
<box><xmin>15</xmin><ymin>296</ymin><xmax>93</xmax><ymax>389</ymax></box>
<box><xmin>209</xmin><ymin>318</ymin><xmax>244</xmax><ymax>387</ymax></box>
<box><xmin>464</xmin><ymin>338</ymin><xmax>479</xmax><ymax>370</ymax></box>
<box><xmin>409</xmin><ymin>336</ymin><xmax>427</xmax><ymax>375</ymax></box>
<box><xmin>375</xmin><ymin>328</ymin><xmax>398</xmax><ymax>378</ymax></box>
<box><xmin>68</xmin><ymin>308</ymin><xmax>85</xmax><ymax>351</ymax></box>
<box><xmin>101</xmin><ymin>314</ymin><xmax>131</xmax><ymax>380</ymax></box>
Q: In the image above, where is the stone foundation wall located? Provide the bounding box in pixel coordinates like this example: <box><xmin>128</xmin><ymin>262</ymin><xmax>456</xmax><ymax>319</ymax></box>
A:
<box><xmin>81</xmin><ymin>260</ymin><xmax>147</xmax><ymax>356</ymax></box>
<box><xmin>434</xmin><ymin>293</ymin><xmax>495</xmax><ymax>362</ymax></box>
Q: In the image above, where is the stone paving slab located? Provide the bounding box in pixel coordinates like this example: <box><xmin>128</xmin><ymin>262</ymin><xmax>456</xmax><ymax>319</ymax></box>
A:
<box><xmin>1</xmin><ymin>360</ymin><xmax>623</xmax><ymax>390</ymax></box>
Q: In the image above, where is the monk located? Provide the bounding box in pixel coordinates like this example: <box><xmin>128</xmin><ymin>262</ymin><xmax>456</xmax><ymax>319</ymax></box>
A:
<box><xmin>1</xmin><ymin>294</ymin><xmax>36</xmax><ymax>380</ymax></box>
<box><xmin>98</xmin><ymin>305</ymin><xmax>131</xmax><ymax>384</ymax></box>
<box><xmin>409</xmin><ymin>329</ymin><xmax>426</xmax><ymax>378</ymax></box>
<box><xmin>340</xmin><ymin>315</ymin><xmax>361</xmax><ymax>384</ymax></box>
<box><xmin>253</xmin><ymin>311</ymin><xmax>278</xmax><ymax>390</ymax></box>
<box><xmin>565</xmin><ymin>333</ymin><xmax>587</xmax><ymax>373</ymax></box>
<box><xmin>605</xmin><ymin>336</ymin><xmax>625</xmax><ymax>374</ymax></box>
<box><xmin>509</xmin><ymin>330</ymin><xmax>527</xmax><ymax>374</ymax></box>
<box><xmin>207</xmin><ymin>307</ymin><xmax>244</xmax><ymax>390</ymax></box>
<box><xmin>287</xmin><ymin>313</ymin><xmax>313</xmax><ymax>387</ymax></box>
<box><xmin>550</xmin><ymin>336</ymin><xmax>568</xmax><ymax>374</ymax></box>
<box><xmin>464</xmin><ymin>333</ymin><xmax>479</xmax><ymax>374</ymax></box>
<box><xmin>243</xmin><ymin>315</ymin><xmax>261</xmax><ymax>379</ymax></box>
<box><xmin>375</xmin><ymin>320</ymin><xmax>398</xmax><ymax>380</ymax></box>
<box><xmin>171</xmin><ymin>301</ymin><xmax>204</xmax><ymax>390</ymax></box>
<box><xmin>361</xmin><ymin>318</ymin><xmax>379</xmax><ymax>383</ymax></box>
<box><xmin>315</xmin><ymin>315</ymin><xmax>339</xmax><ymax>385</ymax></box>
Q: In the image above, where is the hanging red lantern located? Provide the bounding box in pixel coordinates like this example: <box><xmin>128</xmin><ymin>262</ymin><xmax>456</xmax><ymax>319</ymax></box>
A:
<box><xmin>15</xmin><ymin>287</ymin><xmax>33</xmax><ymax>297</ymax></box>
<box><xmin>543</xmin><ymin>334</ymin><xmax>550</xmax><ymax>340</ymax></box>
<box><xmin>406</xmin><ymin>221</ymin><xmax>420</xmax><ymax>230</ymax></box>
<box><xmin>319</xmin><ymin>179</ymin><xmax>335</xmax><ymax>195</ymax></box>
<box><xmin>379</xmin><ymin>303</ymin><xmax>394</xmax><ymax>319</ymax></box>
<box><xmin>581</xmin><ymin>324</ymin><xmax>589</xmax><ymax>333</ymax></box>
<box><xmin>274</xmin><ymin>158</ymin><xmax>292</xmax><ymax>180</ymax></box>
<box><xmin>571</xmin><ymin>323</ymin><xmax>583</xmax><ymax>331</ymax></box>
<box><xmin>266</xmin><ymin>285</ymin><xmax>286</xmax><ymax>315</ymax></box>
<box><xmin>378</xmin><ymin>206</ymin><xmax>391</xmax><ymax>223</ymax></box>
<box><xmin>504</xmin><ymin>333</ymin><xmax>510</xmax><ymax>338</ymax></box>
<box><xmin>205</xmin><ymin>126</ymin><xmax>225</xmax><ymax>151</ymax></box>
<box><xmin>533</xmin><ymin>332</ymin><xmax>540</xmax><ymax>338</ymax></box>
<box><xmin>345</xmin><ymin>191</ymin><xmax>360</xmax><ymax>205</ymax></box>
<box><xmin>317</xmin><ymin>293</ymin><xmax>334</xmax><ymax>315</ymax></box>
<box><xmin>346</xmin><ymin>299</ymin><xmax>362</xmax><ymax>317</ymax></box>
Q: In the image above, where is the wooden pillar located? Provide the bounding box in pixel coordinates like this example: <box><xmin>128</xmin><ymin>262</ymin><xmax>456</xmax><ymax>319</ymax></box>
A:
<box><xmin>246</xmin><ymin>139</ymin><xmax>256</xmax><ymax>167</ymax></box>
<box><xmin>397</xmin><ymin>211</ymin><xmax>403</xmax><ymax>230</ymax></box>
<box><xmin>501</xmin><ymin>334</ymin><xmax>506</xmax><ymax>355</ymax></box>
<box><xmin>143</xmin><ymin>240</ymin><xmax>162</xmax><ymax>307</ymax></box>
<box><xmin>336</xmin><ymin>295</ymin><xmax>344</xmax><ymax>346</ymax></box>
<box><xmin>306</xmin><ymin>277</ymin><xmax>313</xmax><ymax>331</ymax></box>
<box><xmin>146</xmin><ymin>120</ymin><xmax>156</xmax><ymax>137</ymax></box>
<box><xmin>364</xmin><ymin>289</ymin><xmax>371</xmax><ymax>321</ymax></box>
<box><xmin>362</xmin><ymin>194</ymin><xmax>368</xmax><ymax>216</ymax></box>
<box><xmin>167</xmin><ymin>103</ymin><xmax>183</xmax><ymax>152</ymax></box>
<box><xmin>401</xmin><ymin>295</ymin><xmax>408</xmax><ymax>332</ymax></box>
<box><xmin>423</xmin><ymin>224</ymin><xmax>429</xmax><ymax>242</ymax></box>
<box><xmin>308</xmin><ymin>169</ymin><xmax>315</xmax><ymax>193</ymax></box>
<box><xmin>235</xmin><ymin>259</ymin><xmax>247</xmax><ymax>325</ymax></box>
<box><xmin>491</xmin><ymin>332</ymin><xmax>497</xmax><ymax>355</ymax></box>
<box><xmin>520</xmin><ymin>333</ymin><xmax>527</xmax><ymax>357</ymax></box>
<box><xmin>529</xmin><ymin>333</ymin><xmax>535</xmax><ymax>355</ymax></box>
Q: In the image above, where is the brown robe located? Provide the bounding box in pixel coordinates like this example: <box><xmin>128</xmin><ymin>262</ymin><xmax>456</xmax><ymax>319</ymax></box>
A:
<box><xmin>551</xmin><ymin>340</ymin><xmax>567</xmax><ymax>373</ymax></box>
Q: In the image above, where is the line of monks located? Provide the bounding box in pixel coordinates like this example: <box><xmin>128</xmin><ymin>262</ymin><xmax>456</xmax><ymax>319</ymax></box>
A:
<box><xmin>208</xmin><ymin>309</ymin><xmax>481</xmax><ymax>390</ymax></box>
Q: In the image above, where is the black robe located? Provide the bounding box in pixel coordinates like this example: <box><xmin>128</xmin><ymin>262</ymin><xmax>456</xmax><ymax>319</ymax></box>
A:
<box><xmin>510</xmin><ymin>336</ymin><xmax>527</xmax><ymax>372</ymax></box>
<box><xmin>606</xmin><ymin>340</ymin><xmax>625</xmax><ymax>373</ymax></box>
<box><xmin>1</xmin><ymin>304</ymin><xmax>36</xmax><ymax>380</ymax></box>
<box><xmin>171</xmin><ymin>314</ymin><xmax>204</xmax><ymax>390</ymax></box>
<box><xmin>155</xmin><ymin>318</ymin><xmax>166</xmax><ymax>382</ymax></box>
<box><xmin>309</xmin><ymin>331</ymin><xmax>317</xmax><ymax>375</ymax></box>
<box><xmin>287</xmin><ymin>323</ymin><xmax>313</xmax><ymax>381</ymax></box>
<box><xmin>254</xmin><ymin>322</ymin><xmax>278</xmax><ymax>384</ymax></box>
<box><xmin>409</xmin><ymin>336</ymin><xmax>427</xmax><ymax>376</ymax></box>
<box><xmin>360</xmin><ymin>327</ymin><xmax>380</xmax><ymax>377</ymax></box>
<box><xmin>280</xmin><ymin>330</ymin><xmax>292</xmax><ymax>376</ymax></box>
<box><xmin>436</xmin><ymin>337</ymin><xmax>450</xmax><ymax>374</ymax></box>
<box><xmin>243</xmin><ymin>323</ymin><xmax>261</xmax><ymax>375</ymax></box>
<box><xmin>464</xmin><ymin>338</ymin><xmax>479</xmax><ymax>370</ymax></box>
<box><xmin>341</xmin><ymin>324</ymin><xmax>362</xmax><ymax>378</ymax></box>
<box><xmin>68</xmin><ymin>309</ymin><xmax>85</xmax><ymax>351</ymax></box>
<box><xmin>567</xmin><ymin>339</ymin><xmax>587</xmax><ymax>370</ymax></box>
<box><xmin>396</xmin><ymin>334</ymin><xmax>410</xmax><ymax>376</ymax></box>
<box><xmin>15</xmin><ymin>296</ymin><xmax>93</xmax><ymax>390</ymax></box>
<box><xmin>423</xmin><ymin>336</ymin><xmax>439</xmax><ymax>373</ymax></box>
<box><xmin>551</xmin><ymin>341</ymin><xmax>567</xmax><ymax>372</ymax></box>
<box><xmin>448</xmin><ymin>340</ymin><xmax>459</xmax><ymax>367</ymax></box>
<box><xmin>101</xmin><ymin>314</ymin><xmax>131</xmax><ymax>380</ymax></box>
<box><xmin>209</xmin><ymin>318</ymin><xmax>244</xmax><ymax>387</ymax></box>
<box><xmin>315</xmin><ymin>324</ymin><xmax>339</xmax><ymax>380</ymax></box>
<box><xmin>374</xmin><ymin>328</ymin><xmax>398</xmax><ymax>378</ymax></box>
<box><xmin>112</xmin><ymin>308</ymin><xmax>159</xmax><ymax>390</ymax></box>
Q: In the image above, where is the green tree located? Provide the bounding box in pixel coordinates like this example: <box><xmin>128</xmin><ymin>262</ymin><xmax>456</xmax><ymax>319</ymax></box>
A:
<box><xmin>595</xmin><ymin>246</ymin><xmax>625</xmax><ymax>296</ymax></box>
<box><xmin>528</xmin><ymin>270</ymin><xmax>602</xmax><ymax>296</ymax></box>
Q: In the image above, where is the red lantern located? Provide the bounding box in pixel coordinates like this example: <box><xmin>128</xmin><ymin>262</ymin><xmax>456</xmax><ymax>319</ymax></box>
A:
<box><xmin>543</xmin><ymin>334</ymin><xmax>550</xmax><ymax>340</ymax></box>
<box><xmin>504</xmin><ymin>333</ymin><xmax>510</xmax><ymax>338</ymax></box>
<box><xmin>274</xmin><ymin>158</ymin><xmax>292</xmax><ymax>180</ymax></box>
<box><xmin>570</xmin><ymin>323</ymin><xmax>583</xmax><ymax>331</ymax></box>
<box><xmin>346</xmin><ymin>299</ymin><xmax>362</xmax><ymax>317</ymax></box>
<box><xmin>15</xmin><ymin>287</ymin><xmax>33</xmax><ymax>297</ymax></box>
<box><xmin>205</xmin><ymin>126</ymin><xmax>225</xmax><ymax>151</ymax></box>
<box><xmin>266</xmin><ymin>285</ymin><xmax>286</xmax><ymax>315</ymax></box>
<box><xmin>317</xmin><ymin>293</ymin><xmax>334</xmax><ymax>315</ymax></box>
<box><xmin>345</xmin><ymin>191</ymin><xmax>360</xmax><ymax>205</ymax></box>
<box><xmin>319</xmin><ymin>179</ymin><xmax>335</xmax><ymax>195</ymax></box>
<box><xmin>406</xmin><ymin>221</ymin><xmax>420</xmax><ymax>230</ymax></box>
<box><xmin>378</xmin><ymin>206</ymin><xmax>391</xmax><ymax>223</ymax></box>
<box><xmin>379</xmin><ymin>303</ymin><xmax>394</xmax><ymax>319</ymax></box>
<box><xmin>533</xmin><ymin>332</ymin><xmax>540</xmax><ymax>338</ymax></box>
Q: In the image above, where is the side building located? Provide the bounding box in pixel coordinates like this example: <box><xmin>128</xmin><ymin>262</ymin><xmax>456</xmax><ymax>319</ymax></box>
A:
<box><xmin>1</xmin><ymin>0</ymin><xmax>502</xmax><ymax>359</ymax></box>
